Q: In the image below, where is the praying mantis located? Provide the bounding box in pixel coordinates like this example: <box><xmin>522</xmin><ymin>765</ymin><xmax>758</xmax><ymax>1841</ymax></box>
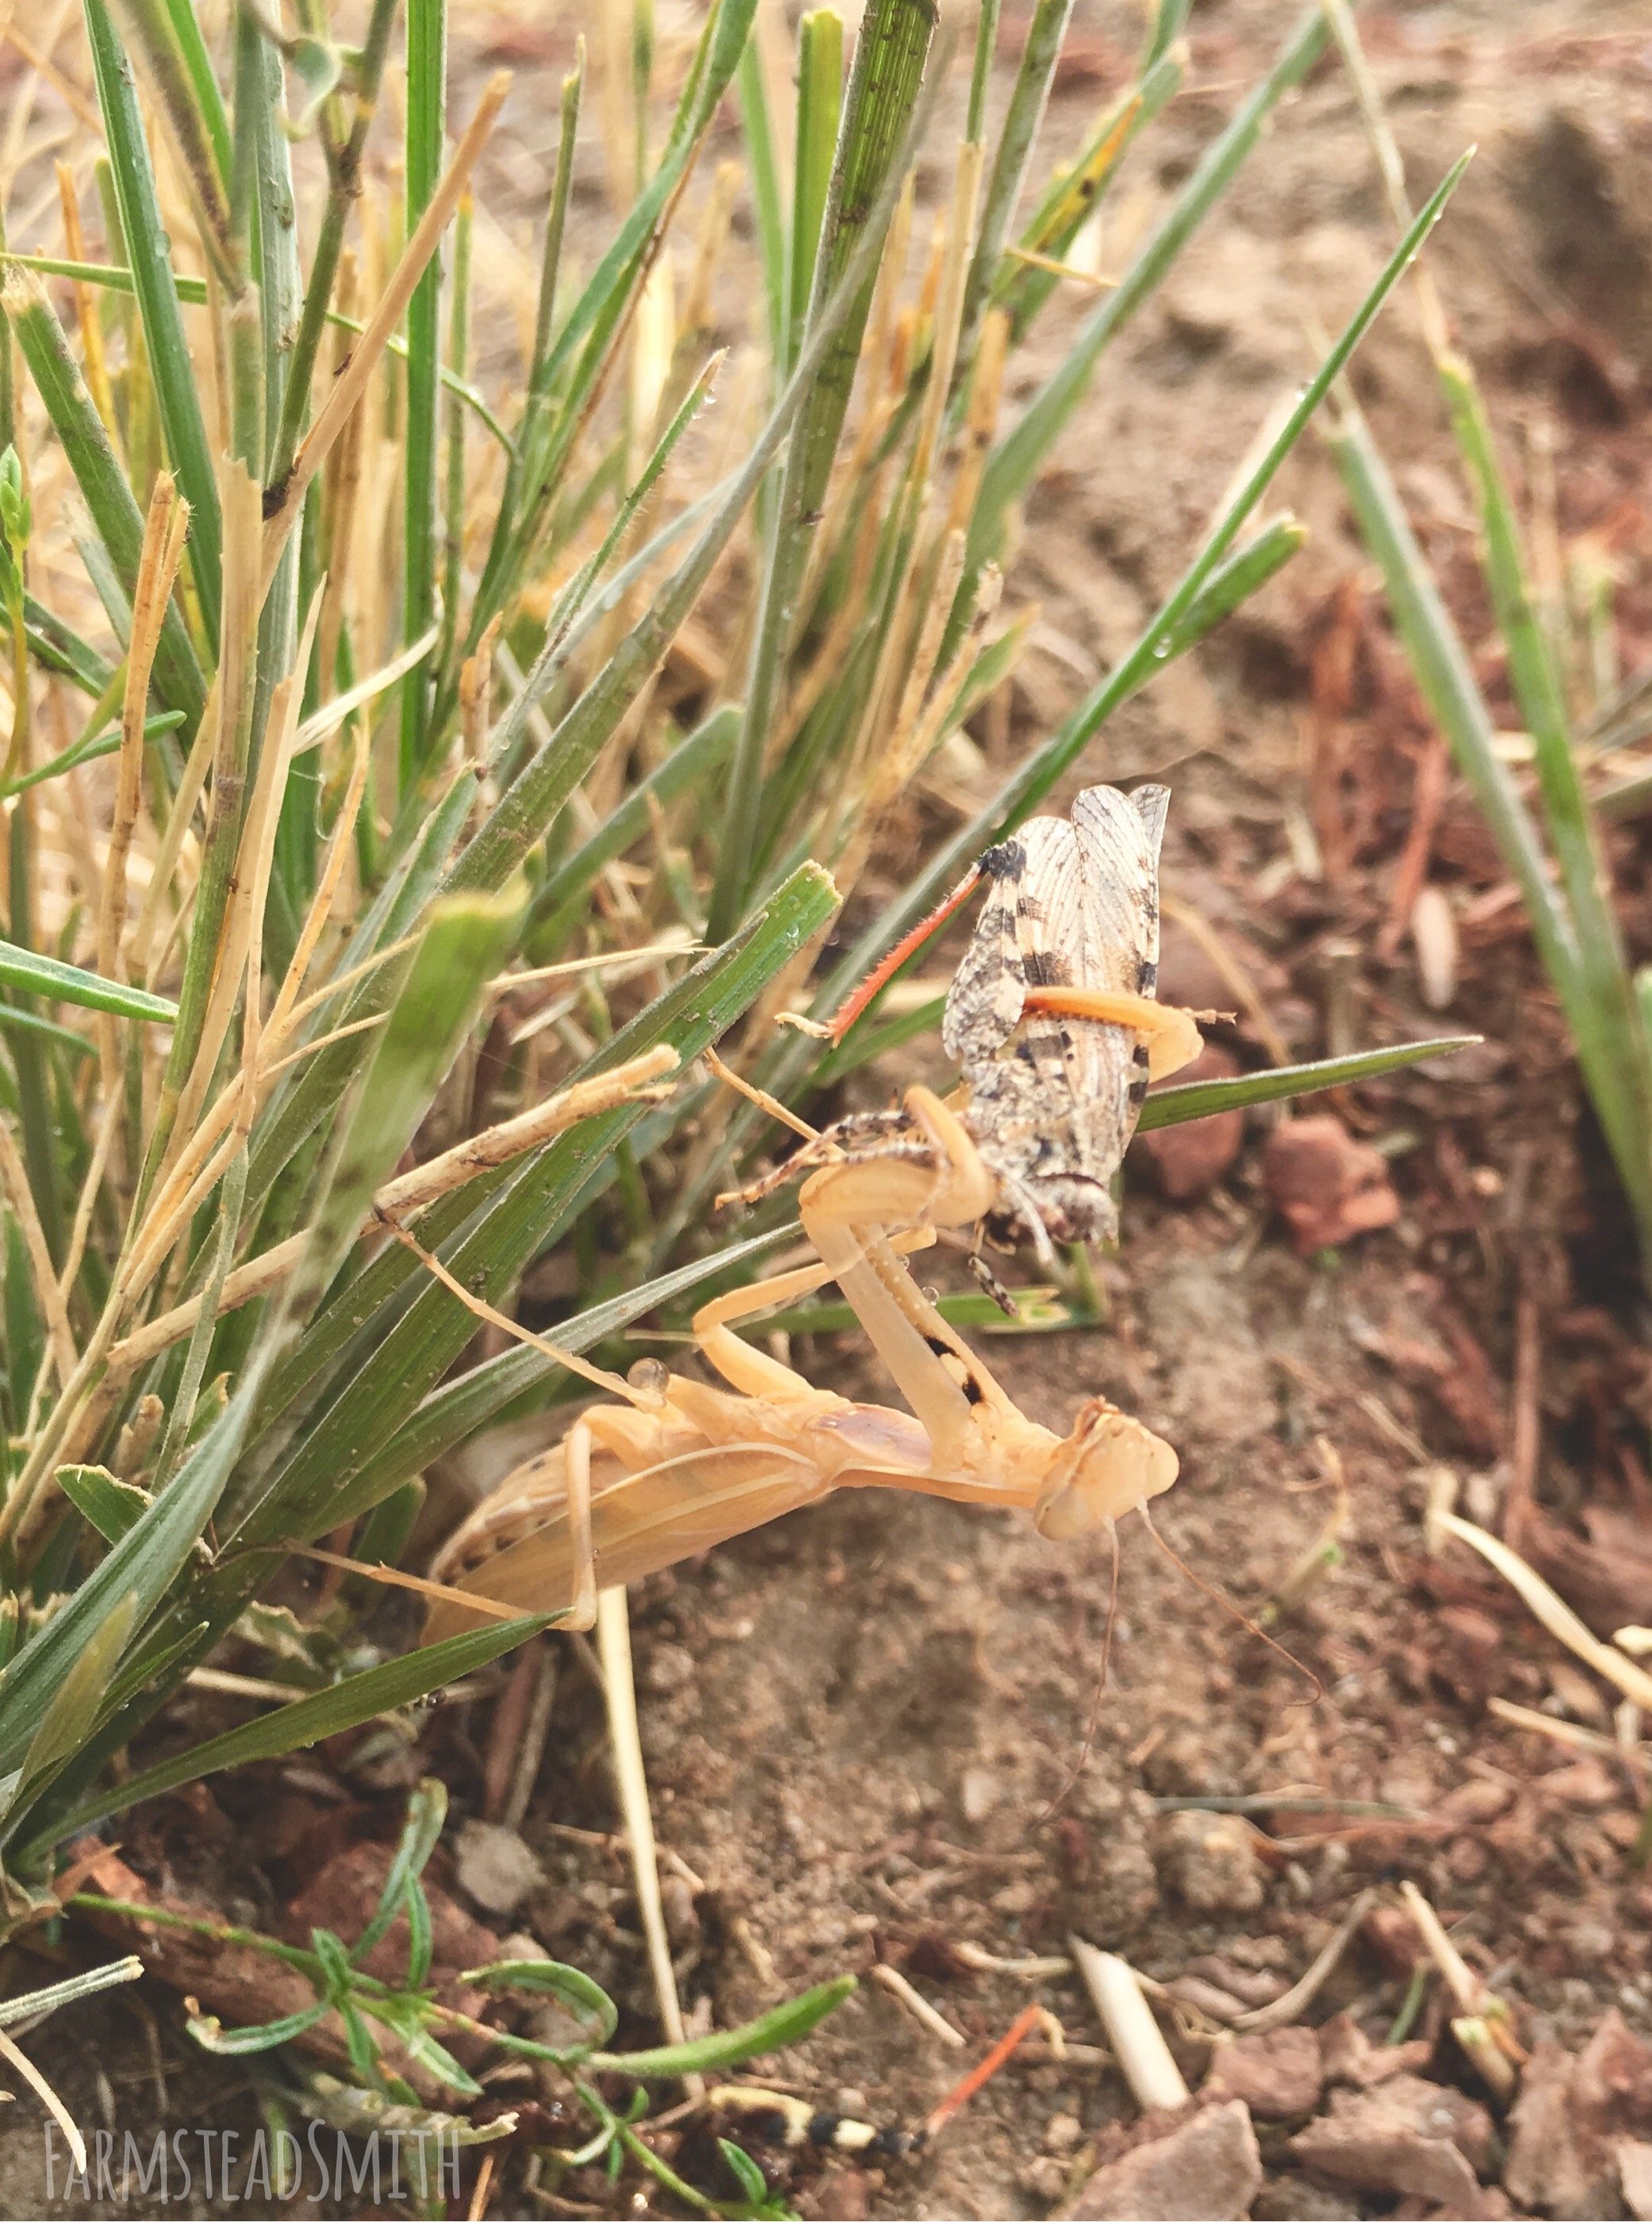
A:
<box><xmin>424</xmin><ymin>785</ymin><xmax>1204</xmax><ymax>1640</ymax></box>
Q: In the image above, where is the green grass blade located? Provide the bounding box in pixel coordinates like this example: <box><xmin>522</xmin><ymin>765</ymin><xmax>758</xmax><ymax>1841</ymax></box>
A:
<box><xmin>709</xmin><ymin>0</ymin><xmax>939</xmax><ymax>941</ymax></box>
<box><xmin>83</xmin><ymin>0</ymin><xmax>224</xmax><ymax>647</ymax></box>
<box><xmin>971</xmin><ymin>3</ymin><xmax>1328</xmax><ymax>568</ymax></box>
<box><xmin>1164</xmin><ymin>516</ymin><xmax>1305</xmax><ymax>655</ymax></box>
<box><xmin>1136</xmin><ymin>1037</ymin><xmax>1481</xmax><ymax>1132</ymax></box>
<box><xmin>1436</xmin><ymin>352</ymin><xmax>1652</xmax><ymax>1140</ymax></box>
<box><xmin>0</xmin><ymin>1389</ymin><xmax>255</xmax><ymax>1789</ymax></box>
<box><xmin>23</xmin><ymin>594</ymin><xmax>113</xmax><ymax>694</ymax></box>
<box><xmin>788</xmin><ymin>11</ymin><xmax>843</xmax><ymax>379</ymax></box>
<box><xmin>42</xmin><ymin>1616</ymin><xmax>551</xmax><ymax>1843</ymax></box>
<box><xmin>527</xmin><ymin>704</ymin><xmax>737</xmax><ymax>953</ymax></box>
<box><xmin>290</xmin><ymin>886</ymin><xmax>523</xmax><ymax>1321</ymax></box>
<box><xmin>824</xmin><ymin>154</ymin><xmax>1470</xmax><ymax>1015</ymax></box>
<box><xmin>399</xmin><ymin>0</ymin><xmax>447</xmax><ymax>784</ymax></box>
<box><xmin>0</xmin><ymin>1005</ymin><xmax>97</xmax><ymax>1057</ymax></box>
<box><xmin>7</xmin><ymin>1594</ymin><xmax>139</xmax><ymax>1819</ymax></box>
<box><xmin>158</xmin><ymin>0</ymin><xmax>231</xmax><ymax>183</ymax></box>
<box><xmin>958</xmin><ymin>0</ymin><xmax>1073</xmax><ymax>372</ymax></box>
<box><xmin>1334</xmin><ymin>399</ymin><xmax>1652</xmax><ymax>1256</ymax></box>
<box><xmin>736</xmin><ymin>33</ymin><xmax>789</xmax><ymax>374</ymax></box>
<box><xmin>5</xmin><ymin>273</ymin><xmax>206</xmax><ymax>731</ymax></box>
<box><xmin>0</xmin><ymin>938</ymin><xmax>178</xmax><ymax>1022</ymax></box>
<box><xmin>589</xmin><ymin>1976</ymin><xmax>855</xmax><ymax>2078</ymax></box>
<box><xmin>326</xmin><ymin>1225</ymin><xmax>796</xmax><ymax>1523</ymax></box>
<box><xmin>241</xmin><ymin>863</ymin><xmax>837</xmax><ymax>1543</ymax></box>
<box><xmin>0</xmin><ymin>709</ymin><xmax>182</xmax><ymax>802</ymax></box>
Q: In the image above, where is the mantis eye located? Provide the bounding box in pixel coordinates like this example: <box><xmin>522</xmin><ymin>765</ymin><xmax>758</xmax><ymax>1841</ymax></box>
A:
<box><xmin>627</xmin><ymin>1356</ymin><xmax>670</xmax><ymax>1409</ymax></box>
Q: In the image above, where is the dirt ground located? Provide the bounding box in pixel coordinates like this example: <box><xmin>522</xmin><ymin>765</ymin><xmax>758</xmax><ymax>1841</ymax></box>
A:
<box><xmin>7</xmin><ymin>1</ymin><xmax>1652</xmax><ymax>2216</ymax></box>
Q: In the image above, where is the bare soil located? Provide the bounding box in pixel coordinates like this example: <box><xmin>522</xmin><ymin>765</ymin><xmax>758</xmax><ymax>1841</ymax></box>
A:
<box><xmin>8</xmin><ymin>2</ymin><xmax>1652</xmax><ymax>2216</ymax></box>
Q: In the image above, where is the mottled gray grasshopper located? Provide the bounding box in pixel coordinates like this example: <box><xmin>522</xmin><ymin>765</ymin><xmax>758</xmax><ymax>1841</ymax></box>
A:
<box><xmin>732</xmin><ymin>782</ymin><xmax>1204</xmax><ymax>1271</ymax></box>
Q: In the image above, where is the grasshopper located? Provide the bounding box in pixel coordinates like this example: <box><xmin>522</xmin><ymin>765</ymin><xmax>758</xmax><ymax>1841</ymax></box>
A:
<box><xmin>424</xmin><ymin>785</ymin><xmax>1198</xmax><ymax>1637</ymax></box>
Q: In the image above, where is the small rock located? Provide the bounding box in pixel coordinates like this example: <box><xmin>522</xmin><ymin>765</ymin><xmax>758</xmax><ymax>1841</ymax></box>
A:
<box><xmin>1136</xmin><ymin>1044</ymin><xmax>1246</xmax><ymax>1200</ymax></box>
<box><xmin>660</xmin><ymin>1871</ymin><xmax>701</xmax><ymax>1951</ymax></box>
<box><xmin>1021</xmin><ymin>2155</ymin><xmax>1070</xmax><ymax>2201</ymax></box>
<box><xmin>1158</xmin><ymin>1809</ymin><xmax>1266</xmax><ymax>1914</ymax></box>
<box><xmin>1619</xmin><ymin>2139</ymin><xmax>1652</xmax><ymax>2220</ymax></box>
<box><xmin>959</xmin><ymin>1766</ymin><xmax>1000</xmax><ymax>1823</ymax></box>
<box><xmin>1505</xmin><ymin>2012</ymin><xmax>1652</xmax><ymax>2214</ymax></box>
<box><xmin>643</xmin><ymin>1641</ymin><xmax>696</xmax><ymax>1694</ymax></box>
<box><xmin>1204</xmin><ymin>2026</ymin><xmax>1324</xmax><ymax>2120</ymax></box>
<box><xmin>1044</xmin><ymin>2112</ymin><xmax>1085</xmax><ymax>2155</ymax></box>
<box><xmin>1251</xmin><ymin>2178</ymin><xmax>1362</xmax><ymax>2221</ymax></box>
<box><xmin>1316</xmin><ymin>2013</ymin><xmax>1432</xmax><ymax>2091</ymax></box>
<box><xmin>797</xmin><ymin>2168</ymin><xmax>877</xmax><ymax>2220</ymax></box>
<box><xmin>1289</xmin><ymin>2075</ymin><xmax>1494</xmax><ymax>2207</ymax></box>
<box><xmin>1262</xmin><ymin>1115</ymin><xmax>1400</xmax><ymax>1253</ymax></box>
<box><xmin>1071</xmin><ymin>2101</ymin><xmax>1262</xmax><ymax>2220</ymax></box>
<box><xmin>454</xmin><ymin>1820</ymin><xmax>543</xmax><ymax>1919</ymax></box>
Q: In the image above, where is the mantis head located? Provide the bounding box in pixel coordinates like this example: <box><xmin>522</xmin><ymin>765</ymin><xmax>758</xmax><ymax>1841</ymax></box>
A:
<box><xmin>1034</xmin><ymin>1399</ymin><xmax>1178</xmax><ymax>1540</ymax></box>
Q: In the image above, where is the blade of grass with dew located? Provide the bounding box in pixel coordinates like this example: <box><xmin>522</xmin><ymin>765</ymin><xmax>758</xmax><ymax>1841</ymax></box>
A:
<box><xmin>3</xmin><ymin>272</ymin><xmax>206</xmax><ymax>731</ymax></box>
<box><xmin>0</xmin><ymin>940</ymin><xmax>178</xmax><ymax>1024</ymax></box>
<box><xmin>709</xmin><ymin>0</ymin><xmax>940</xmax><ymax>941</ymax></box>
<box><xmin>83</xmin><ymin>0</ymin><xmax>223</xmax><ymax>646</ymax></box>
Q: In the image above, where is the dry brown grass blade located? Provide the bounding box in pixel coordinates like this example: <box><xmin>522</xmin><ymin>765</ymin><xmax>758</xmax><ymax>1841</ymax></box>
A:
<box><xmin>0</xmin><ymin>1117</ymin><xmax>78</xmax><ymax>1389</ymax></box>
<box><xmin>263</xmin><ymin>72</ymin><xmax>512</xmax><ymax>587</ymax></box>
<box><xmin>596</xmin><ymin>1586</ymin><xmax>701</xmax><ymax>2097</ymax></box>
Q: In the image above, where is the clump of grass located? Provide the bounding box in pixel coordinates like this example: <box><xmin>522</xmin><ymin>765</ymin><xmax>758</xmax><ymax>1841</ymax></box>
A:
<box><xmin>1322</xmin><ymin>0</ymin><xmax>1652</xmax><ymax>1285</ymax></box>
<box><xmin>0</xmin><ymin>0</ymin><xmax>1466</xmax><ymax>2173</ymax></box>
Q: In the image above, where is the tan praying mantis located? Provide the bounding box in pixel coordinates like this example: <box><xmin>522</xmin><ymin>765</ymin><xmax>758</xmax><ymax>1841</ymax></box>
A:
<box><xmin>424</xmin><ymin>784</ymin><xmax>1204</xmax><ymax>1640</ymax></box>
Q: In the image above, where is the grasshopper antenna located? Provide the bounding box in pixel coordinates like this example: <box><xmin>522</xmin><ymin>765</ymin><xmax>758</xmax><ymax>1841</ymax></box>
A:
<box><xmin>1138</xmin><ymin>1506</ymin><xmax>1324</xmax><ymax>1708</ymax></box>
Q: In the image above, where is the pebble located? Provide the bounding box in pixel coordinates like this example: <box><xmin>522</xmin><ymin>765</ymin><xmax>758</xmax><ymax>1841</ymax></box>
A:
<box><xmin>959</xmin><ymin>1766</ymin><xmax>1000</xmax><ymax>1822</ymax></box>
<box><xmin>454</xmin><ymin>1820</ymin><xmax>543</xmax><ymax>1918</ymax></box>
<box><xmin>1159</xmin><ymin>1809</ymin><xmax>1266</xmax><ymax>1913</ymax></box>
<box><xmin>1043</xmin><ymin>2112</ymin><xmax>1085</xmax><ymax>2154</ymax></box>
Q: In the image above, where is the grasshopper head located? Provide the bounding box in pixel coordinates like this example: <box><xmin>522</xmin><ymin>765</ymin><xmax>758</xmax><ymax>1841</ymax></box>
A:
<box><xmin>1034</xmin><ymin>1398</ymin><xmax>1178</xmax><ymax>1540</ymax></box>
